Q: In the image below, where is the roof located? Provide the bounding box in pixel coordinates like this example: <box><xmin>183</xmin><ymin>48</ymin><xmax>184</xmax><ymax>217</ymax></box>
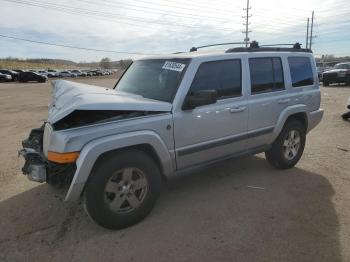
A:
<box><xmin>138</xmin><ymin>49</ymin><xmax>314</xmax><ymax>61</ymax></box>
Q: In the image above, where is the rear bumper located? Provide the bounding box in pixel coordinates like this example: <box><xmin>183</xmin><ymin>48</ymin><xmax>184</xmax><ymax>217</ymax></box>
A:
<box><xmin>308</xmin><ymin>108</ymin><xmax>324</xmax><ymax>132</ymax></box>
<box><xmin>323</xmin><ymin>75</ymin><xmax>348</xmax><ymax>83</ymax></box>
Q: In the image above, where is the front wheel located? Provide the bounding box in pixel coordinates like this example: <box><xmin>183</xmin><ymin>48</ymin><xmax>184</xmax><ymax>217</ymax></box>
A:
<box><xmin>84</xmin><ymin>149</ymin><xmax>161</xmax><ymax>230</ymax></box>
<box><xmin>265</xmin><ymin>120</ymin><xmax>306</xmax><ymax>169</ymax></box>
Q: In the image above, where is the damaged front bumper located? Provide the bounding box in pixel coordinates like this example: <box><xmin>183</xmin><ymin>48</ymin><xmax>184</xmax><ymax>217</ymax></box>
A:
<box><xmin>19</xmin><ymin>148</ymin><xmax>47</xmax><ymax>183</ymax></box>
<box><xmin>19</xmin><ymin>125</ymin><xmax>76</xmax><ymax>186</ymax></box>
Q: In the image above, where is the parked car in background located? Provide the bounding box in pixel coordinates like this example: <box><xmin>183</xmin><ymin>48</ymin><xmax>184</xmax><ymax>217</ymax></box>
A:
<box><xmin>71</xmin><ymin>70</ymin><xmax>87</xmax><ymax>77</ymax></box>
<box><xmin>82</xmin><ymin>70</ymin><xmax>94</xmax><ymax>76</ymax></box>
<box><xmin>37</xmin><ymin>70</ymin><xmax>50</xmax><ymax>77</ymax></box>
<box><xmin>322</xmin><ymin>62</ymin><xmax>350</xmax><ymax>86</ymax></box>
<box><xmin>47</xmin><ymin>69</ymin><xmax>59</xmax><ymax>77</ymax></box>
<box><xmin>18</xmin><ymin>71</ymin><xmax>47</xmax><ymax>83</ymax></box>
<box><xmin>89</xmin><ymin>70</ymin><xmax>97</xmax><ymax>76</ymax></box>
<box><xmin>92</xmin><ymin>70</ymin><xmax>103</xmax><ymax>76</ymax></box>
<box><xmin>13</xmin><ymin>69</ymin><xmax>25</xmax><ymax>73</ymax></box>
<box><xmin>0</xmin><ymin>72</ymin><xmax>12</xmax><ymax>82</ymax></box>
<box><xmin>58</xmin><ymin>71</ymin><xmax>77</xmax><ymax>78</ymax></box>
<box><xmin>317</xmin><ymin>66</ymin><xmax>331</xmax><ymax>81</ymax></box>
<box><xmin>0</xmin><ymin>69</ymin><xmax>19</xmax><ymax>81</ymax></box>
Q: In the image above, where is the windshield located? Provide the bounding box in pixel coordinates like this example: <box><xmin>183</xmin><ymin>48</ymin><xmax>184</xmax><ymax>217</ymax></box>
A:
<box><xmin>115</xmin><ymin>59</ymin><xmax>189</xmax><ymax>102</ymax></box>
<box><xmin>334</xmin><ymin>64</ymin><xmax>350</xmax><ymax>69</ymax></box>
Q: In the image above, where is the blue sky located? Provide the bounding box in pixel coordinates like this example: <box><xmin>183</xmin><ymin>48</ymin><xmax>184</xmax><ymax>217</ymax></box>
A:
<box><xmin>0</xmin><ymin>0</ymin><xmax>349</xmax><ymax>62</ymax></box>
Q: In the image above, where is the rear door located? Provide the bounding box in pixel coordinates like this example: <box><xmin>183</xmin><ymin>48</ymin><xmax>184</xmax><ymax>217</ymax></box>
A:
<box><xmin>173</xmin><ymin>58</ymin><xmax>249</xmax><ymax>169</ymax></box>
<box><xmin>246</xmin><ymin>56</ymin><xmax>289</xmax><ymax>149</ymax></box>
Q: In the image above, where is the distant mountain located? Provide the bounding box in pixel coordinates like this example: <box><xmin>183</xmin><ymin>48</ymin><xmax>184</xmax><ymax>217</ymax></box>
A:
<box><xmin>0</xmin><ymin>57</ymin><xmax>131</xmax><ymax>70</ymax></box>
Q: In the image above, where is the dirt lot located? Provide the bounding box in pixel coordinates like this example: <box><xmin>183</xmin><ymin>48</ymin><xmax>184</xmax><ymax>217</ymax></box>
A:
<box><xmin>0</xmin><ymin>77</ymin><xmax>349</xmax><ymax>262</ymax></box>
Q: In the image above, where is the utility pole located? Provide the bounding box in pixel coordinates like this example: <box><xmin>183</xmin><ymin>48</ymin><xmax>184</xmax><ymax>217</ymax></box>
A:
<box><xmin>242</xmin><ymin>0</ymin><xmax>252</xmax><ymax>47</ymax></box>
<box><xmin>309</xmin><ymin>11</ymin><xmax>314</xmax><ymax>49</ymax></box>
<box><xmin>306</xmin><ymin>18</ymin><xmax>309</xmax><ymax>48</ymax></box>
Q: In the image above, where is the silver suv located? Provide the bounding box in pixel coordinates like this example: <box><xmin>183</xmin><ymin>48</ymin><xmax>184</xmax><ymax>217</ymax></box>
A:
<box><xmin>20</xmin><ymin>43</ymin><xmax>324</xmax><ymax>229</ymax></box>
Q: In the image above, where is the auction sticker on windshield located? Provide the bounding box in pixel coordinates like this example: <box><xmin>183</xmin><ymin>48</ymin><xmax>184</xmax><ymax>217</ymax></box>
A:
<box><xmin>162</xmin><ymin>61</ymin><xmax>186</xmax><ymax>72</ymax></box>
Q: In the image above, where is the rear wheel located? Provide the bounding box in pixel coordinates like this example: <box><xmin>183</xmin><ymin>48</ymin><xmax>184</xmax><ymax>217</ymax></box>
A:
<box><xmin>323</xmin><ymin>81</ymin><xmax>330</xmax><ymax>86</ymax></box>
<box><xmin>84</xmin><ymin>149</ymin><xmax>161</xmax><ymax>230</ymax></box>
<box><xmin>265</xmin><ymin>120</ymin><xmax>306</xmax><ymax>169</ymax></box>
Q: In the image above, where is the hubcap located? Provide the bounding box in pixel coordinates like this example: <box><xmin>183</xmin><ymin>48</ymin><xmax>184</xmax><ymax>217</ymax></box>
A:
<box><xmin>283</xmin><ymin>130</ymin><xmax>301</xmax><ymax>160</ymax></box>
<box><xmin>104</xmin><ymin>168</ymin><xmax>148</xmax><ymax>214</ymax></box>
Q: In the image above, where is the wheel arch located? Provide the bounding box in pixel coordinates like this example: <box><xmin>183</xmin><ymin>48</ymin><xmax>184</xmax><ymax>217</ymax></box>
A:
<box><xmin>271</xmin><ymin>105</ymin><xmax>308</xmax><ymax>143</ymax></box>
<box><xmin>64</xmin><ymin>131</ymin><xmax>174</xmax><ymax>201</ymax></box>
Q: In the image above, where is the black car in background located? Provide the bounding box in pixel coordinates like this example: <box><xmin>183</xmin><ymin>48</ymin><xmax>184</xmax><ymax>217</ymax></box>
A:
<box><xmin>18</xmin><ymin>71</ymin><xmax>47</xmax><ymax>83</ymax></box>
<box><xmin>0</xmin><ymin>69</ymin><xmax>19</xmax><ymax>81</ymax></box>
<box><xmin>13</xmin><ymin>69</ymin><xmax>25</xmax><ymax>73</ymax></box>
<box><xmin>322</xmin><ymin>62</ymin><xmax>350</xmax><ymax>86</ymax></box>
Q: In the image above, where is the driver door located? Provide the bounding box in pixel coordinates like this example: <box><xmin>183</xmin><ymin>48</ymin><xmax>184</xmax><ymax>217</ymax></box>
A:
<box><xmin>173</xmin><ymin>59</ymin><xmax>249</xmax><ymax>170</ymax></box>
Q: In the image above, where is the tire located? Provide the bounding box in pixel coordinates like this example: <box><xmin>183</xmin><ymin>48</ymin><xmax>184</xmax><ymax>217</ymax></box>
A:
<box><xmin>84</xmin><ymin>149</ymin><xmax>161</xmax><ymax>230</ymax></box>
<box><xmin>265</xmin><ymin>120</ymin><xmax>306</xmax><ymax>169</ymax></box>
<box><xmin>323</xmin><ymin>81</ymin><xmax>330</xmax><ymax>86</ymax></box>
<box><xmin>342</xmin><ymin>111</ymin><xmax>350</xmax><ymax>120</ymax></box>
<box><xmin>346</xmin><ymin>77</ymin><xmax>350</xmax><ymax>86</ymax></box>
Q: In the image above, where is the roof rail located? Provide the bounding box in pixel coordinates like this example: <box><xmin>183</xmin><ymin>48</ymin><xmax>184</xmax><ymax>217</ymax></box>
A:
<box><xmin>190</xmin><ymin>42</ymin><xmax>246</xmax><ymax>52</ymax></box>
<box><xmin>225</xmin><ymin>41</ymin><xmax>312</xmax><ymax>53</ymax></box>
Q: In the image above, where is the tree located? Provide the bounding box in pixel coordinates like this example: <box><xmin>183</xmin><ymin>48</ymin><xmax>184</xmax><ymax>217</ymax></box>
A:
<box><xmin>100</xmin><ymin>57</ymin><xmax>112</xmax><ymax>69</ymax></box>
<box><xmin>120</xmin><ymin>59</ymin><xmax>132</xmax><ymax>69</ymax></box>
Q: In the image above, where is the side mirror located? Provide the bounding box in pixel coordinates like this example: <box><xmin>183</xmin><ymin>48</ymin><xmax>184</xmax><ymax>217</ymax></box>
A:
<box><xmin>182</xmin><ymin>90</ymin><xmax>218</xmax><ymax>110</ymax></box>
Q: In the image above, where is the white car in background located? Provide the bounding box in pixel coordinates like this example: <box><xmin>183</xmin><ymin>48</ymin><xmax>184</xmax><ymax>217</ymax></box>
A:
<box><xmin>58</xmin><ymin>71</ymin><xmax>77</xmax><ymax>78</ymax></box>
<box><xmin>71</xmin><ymin>70</ymin><xmax>87</xmax><ymax>77</ymax></box>
<box><xmin>47</xmin><ymin>69</ymin><xmax>59</xmax><ymax>77</ymax></box>
<box><xmin>37</xmin><ymin>70</ymin><xmax>49</xmax><ymax>77</ymax></box>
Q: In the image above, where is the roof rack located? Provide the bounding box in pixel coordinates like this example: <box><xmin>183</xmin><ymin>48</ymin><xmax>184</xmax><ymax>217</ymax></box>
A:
<box><xmin>225</xmin><ymin>41</ymin><xmax>312</xmax><ymax>53</ymax></box>
<box><xmin>189</xmin><ymin>42</ymin><xmax>246</xmax><ymax>52</ymax></box>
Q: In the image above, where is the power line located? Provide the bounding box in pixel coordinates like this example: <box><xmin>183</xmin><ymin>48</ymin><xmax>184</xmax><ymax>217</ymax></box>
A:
<box><xmin>0</xmin><ymin>34</ymin><xmax>160</xmax><ymax>55</ymax></box>
<box><xmin>76</xmin><ymin>0</ymin><xmax>231</xmax><ymax>22</ymax></box>
<box><xmin>99</xmin><ymin>0</ymin><xmax>241</xmax><ymax>17</ymax></box>
<box><xmin>2</xmin><ymin>0</ymin><xmax>237</xmax><ymax>32</ymax></box>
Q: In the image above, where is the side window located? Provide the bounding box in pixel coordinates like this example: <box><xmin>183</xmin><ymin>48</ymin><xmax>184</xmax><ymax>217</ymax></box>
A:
<box><xmin>288</xmin><ymin>57</ymin><xmax>314</xmax><ymax>87</ymax></box>
<box><xmin>249</xmin><ymin>57</ymin><xmax>285</xmax><ymax>94</ymax></box>
<box><xmin>189</xmin><ymin>59</ymin><xmax>242</xmax><ymax>99</ymax></box>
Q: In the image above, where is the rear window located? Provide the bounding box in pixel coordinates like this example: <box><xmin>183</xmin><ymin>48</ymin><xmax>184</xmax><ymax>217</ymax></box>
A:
<box><xmin>288</xmin><ymin>57</ymin><xmax>314</xmax><ymax>87</ymax></box>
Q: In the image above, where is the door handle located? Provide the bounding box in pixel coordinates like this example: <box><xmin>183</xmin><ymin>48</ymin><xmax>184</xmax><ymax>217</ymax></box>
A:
<box><xmin>229</xmin><ymin>106</ymin><xmax>246</xmax><ymax>113</ymax></box>
<box><xmin>278</xmin><ymin>98</ymin><xmax>290</xmax><ymax>104</ymax></box>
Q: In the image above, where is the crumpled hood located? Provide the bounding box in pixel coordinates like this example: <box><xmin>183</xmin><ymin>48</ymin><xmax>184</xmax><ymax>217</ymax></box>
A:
<box><xmin>48</xmin><ymin>80</ymin><xmax>172</xmax><ymax>124</ymax></box>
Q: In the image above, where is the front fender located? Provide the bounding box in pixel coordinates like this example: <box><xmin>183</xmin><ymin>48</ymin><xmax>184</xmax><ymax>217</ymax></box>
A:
<box><xmin>65</xmin><ymin>130</ymin><xmax>173</xmax><ymax>201</ymax></box>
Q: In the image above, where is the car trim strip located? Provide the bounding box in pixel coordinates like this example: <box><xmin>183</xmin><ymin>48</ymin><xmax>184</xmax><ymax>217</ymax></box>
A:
<box><xmin>177</xmin><ymin>126</ymin><xmax>274</xmax><ymax>156</ymax></box>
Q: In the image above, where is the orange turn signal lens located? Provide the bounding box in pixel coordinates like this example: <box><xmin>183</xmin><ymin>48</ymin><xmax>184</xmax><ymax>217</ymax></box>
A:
<box><xmin>47</xmin><ymin>151</ymin><xmax>80</xmax><ymax>164</ymax></box>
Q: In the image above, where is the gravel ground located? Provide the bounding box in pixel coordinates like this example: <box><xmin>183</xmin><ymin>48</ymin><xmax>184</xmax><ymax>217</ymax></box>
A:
<box><xmin>0</xmin><ymin>77</ymin><xmax>349</xmax><ymax>262</ymax></box>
